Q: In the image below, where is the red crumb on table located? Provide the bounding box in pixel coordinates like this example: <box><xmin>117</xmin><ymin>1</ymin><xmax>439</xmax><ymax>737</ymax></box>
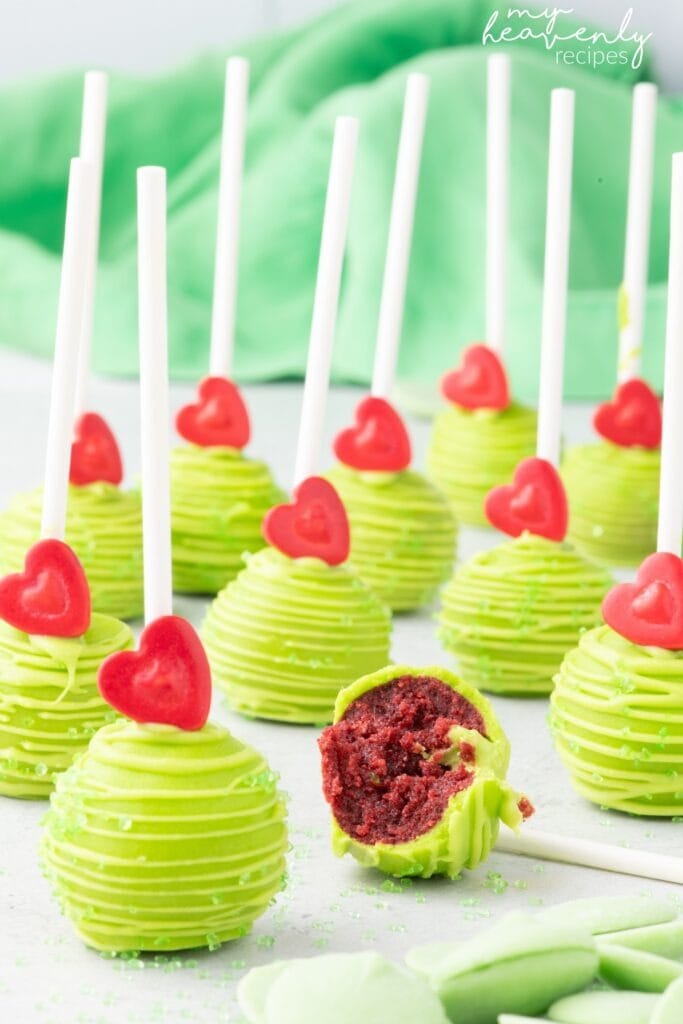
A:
<box><xmin>319</xmin><ymin>675</ymin><xmax>486</xmax><ymax>846</ymax></box>
<box><xmin>518</xmin><ymin>796</ymin><xmax>535</xmax><ymax>820</ymax></box>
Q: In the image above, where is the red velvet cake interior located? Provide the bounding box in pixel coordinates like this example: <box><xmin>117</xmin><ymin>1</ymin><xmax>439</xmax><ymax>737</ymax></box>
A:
<box><xmin>319</xmin><ymin>675</ymin><xmax>487</xmax><ymax>846</ymax></box>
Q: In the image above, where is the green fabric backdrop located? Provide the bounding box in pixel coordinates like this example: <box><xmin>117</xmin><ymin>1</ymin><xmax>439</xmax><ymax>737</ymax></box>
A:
<box><xmin>0</xmin><ymin>0</ymin><xmax>682</xmax><ymax>400</ymax></box>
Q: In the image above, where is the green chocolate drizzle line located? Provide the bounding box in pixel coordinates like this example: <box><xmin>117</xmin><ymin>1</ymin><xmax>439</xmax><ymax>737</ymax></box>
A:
<box><xmin>427</xmin><ymin>402</ymin><xmax>537</xmax><ymax>527</ymax></box>
<box><xmin>0</xmin><ymin>483</ymin><xmax>143</xmax><ymax>620</ymax></box>
<box><xmin>41</xmin><ymin>719</ymin><xmax>288</xmax><ymax>952</ymax></box>
<box><xmin>562</xmin><ymin>441</ymin><xmax>660</xmax><ymax>568</ymax></box>
<box><xmin>438</xmin><ymin>533</ymin><xmax>611</xmax><ymax>696</ymax></box>
<box><xmin>326</xmin><ymin>464</ymin><xmax>456</xmax><ymax>612</ymax></box>
<box><xmin>201</xmin><ymin>546</ymin><xmax>392</xmax><ymax>724</ymax></box>
<box><xmin>0</xmin><ymin>614</ymin><xmax>134</xmax><ymax>798</ymax></box>
<box><xmin>170</xmin><ymin>445</ymin><xmax>284</xmax><ymax>595</ymax></box>
<box><xmin>551</xmin><ymin>624</ymin><xmax>683</xmax><ymax>816</ymax></box>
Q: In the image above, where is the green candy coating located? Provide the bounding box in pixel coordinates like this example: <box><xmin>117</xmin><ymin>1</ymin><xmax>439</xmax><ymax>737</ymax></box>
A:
<box><xmin>438</xmin><ymin>534</ymin><xmax>611</xmax><ymax>696</ymax></box>
<box><xmin>408</xmin><ymin>910</ymin><xmax>598</xmax><ymax>1023</ymax></box>
<box><xmin>41</xmin><ymin>719</ymin><xmax>288</xmax><ymax>952</ymax></box>
<box><xmin>652</xmin><ymin>976</ymin><xmax>683</xmax><ymax>1023</ymax></box>
<box><xmin>202</xmin><ymin>546</ymin><xmax>392</xmax><ymax>724</ymax></box>
<box><xmin>427</xmin><ymin>401</ymin><xmax>537</xmax><ymax>527</ymax></box>
<box><xmin>0</xmin><ymin>614</ymin><xmax>133</xmax><ymax>799</ymax></box>
<box><xmin>536</xmin><ymin>896</ymin><xmax>678</xmax><ymax>936</ymax></box>
<box><xmin>328</xmin><ymin>665</ymin><xmax>526</xmax><ymax>879</ymax></box>
<box><xmin>170</xmin><ymin>445</ymin><xmax>284</xmax><ymax>594</ymax></box>
<box><xmin>325</xmin><ymin>464</ymin><xmax>456</xmax><ymax>611</ymax></box>
<box><xmin>237</xmin><ymin>951</ymin><xmax>450</xmax><ymax>1024</ymax></box>
<box><xmin>547</xmin><ymin>991</ymin><xmax>659</xmax><ymax>1024</ymax></box>
<box><xmin>599</xmin><ymin>919</ymin><xmax>683</xmax><ymax>959</ymax></box>
<box><xmin>551</xmin><ymin>625</ymin><xmax>683</xmax><ymax>816</ymax></box>
<box><xmin>597</xmin><ymin>943</ymin><xmax>683</xmax><ymax>993</ymax></box>
<box><xmin>562</xmin><ymin>442</ymin><xmax>660</xmax><ymax>568</ymax></box>
<box><xmin>0</xmin><ymin>483</ymin><xmax>143</xmax><ymax>620</ymax></box>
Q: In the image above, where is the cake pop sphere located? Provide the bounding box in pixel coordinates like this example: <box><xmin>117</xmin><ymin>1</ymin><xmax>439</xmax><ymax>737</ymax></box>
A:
<box><xmin>319</xmin><ymin>665</ymin><xmax>532</xmax><ymax>878</ymax></box>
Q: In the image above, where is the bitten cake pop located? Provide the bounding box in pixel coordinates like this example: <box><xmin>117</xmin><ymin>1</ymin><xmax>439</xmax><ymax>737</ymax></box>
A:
<box><xmin>0</xmin><ymin>159</ymin><xmax>133</xmax><ymax>799</ymax></box>
<box><xmin>0</xmin><ymin>73</ymin><xmax>143</xmax><ymax>620</ymax></box>
<box><xmin>552</xmin><ymin>154</ymin><xmax>683</xmax><ymax>816</ymax></box>
<box><xmin>427</xmin><ymin>55</ymin><xmax>537</xmax><ymax>526</ymax></box>
<box><xmin>171</xmin><ymin>58</ymin><xmax>282</xmax><ymax>594</ymax></box>
<box><xmin>202</xmin><ymin>117</ymin><xmax>391</xmax><ymax>724</ymax></box>
<box><xmin>41</xmin><ymin>168</ymin><xmax>288</xmax><ymax>953</ymax></box>
<box><xmin>327</xmin><ymin>74</ymin><xmax>455</xmax><ymax>611</ymax></box>
<box><xmin>562</xmin><ymin>83</ymin><xmax>661</xmax><ymax>567</ymax></box>
<box><xmin>319</xmin><ymin>664</ymin><xmax>532</xmax><ymax>878</ymax></box>
<box><xmin>439</xmin><ymin>89</ymin><xmax>611</xmax><ymax>696</ymax></box>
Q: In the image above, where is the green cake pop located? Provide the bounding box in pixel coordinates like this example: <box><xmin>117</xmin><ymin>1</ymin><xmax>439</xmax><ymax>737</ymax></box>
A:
<box><xmin>319</xmin><ymin>664</ymin><xmax>532</xmax><ymax>878</ymax></box>
<box><xmin>169</xmin><ymin>60</ymin><xmax>282</xmax><ymax>595</ymax></box>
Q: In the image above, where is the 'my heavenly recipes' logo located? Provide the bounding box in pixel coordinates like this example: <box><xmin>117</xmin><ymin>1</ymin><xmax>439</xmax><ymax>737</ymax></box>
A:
<box><xmin>482</xmin><ymin>7</ymin><xmax>652</xmax><ymax>70</ymax></box>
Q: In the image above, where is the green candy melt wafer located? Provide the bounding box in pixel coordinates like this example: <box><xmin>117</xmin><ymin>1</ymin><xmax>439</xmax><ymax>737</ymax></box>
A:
<box><xmin>599</xmin><ymin>918</ymin><xmax>683</xmax><ymax>958</ymax></box>
<box><xmin>536</xmin><ymin>896</ymin><xmax>677</xmax><ymax>936</ymax></box>
<box><xmin>597</xmin><ymin>943</ymin><xmax>683</xmax><ymax>993</ymax></box>
<box><xmin>652</xmin><ymin>976</ymin><xmax>683</xmax><ymax>1022</ymax></box>
<box><xmin>547</xmin><ymin>991</ymin><xmax>659</xmax><ymax>1024</ymax></box>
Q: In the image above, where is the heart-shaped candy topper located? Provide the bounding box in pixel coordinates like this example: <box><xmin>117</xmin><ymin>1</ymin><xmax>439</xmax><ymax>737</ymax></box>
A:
<box><xmin>0</xmin><ymin>539</ymin><xmax>91</xmax><ymax>637</ymax></box>
<box><xmin>176</xmin><ymin>376</ymin><xmax>251</xmax><ymax>449</ymax></box>
<box><xmin>602</xmin><ymin>552</ymin><xmax>683</xmax><ymax>649</ymax></box>
<box><xmin>333</xmin><ymin>396</ymin><xmax>412</xmax><ymax>472</ymax></box>
<box><xmin>69</xmin><ymin>412</ymin><xmax>124</xmax><ymax>486</ymax></box>
<box><xmin>98</xmin><ymin>615</ymin><xmax>212</xmax><ymax>730</ymax></box>
<box><xmin>485</xmin><ymin>457</ymin><xmax>568</xmax><ymax>542</ymax></box>
<box><xmin>263</xmin><ymin>476</ymin><xmax>350</xmax><ymax>566</ymax></box>
<box><xmin>441</xmin><ymin>344</ymin><xmax>511</xmax><ymax>411</ymax></box>
<box><xmin>594</xmin><ymin>378</ymin><xmax>662</xmax><ymax>449</ymax></box>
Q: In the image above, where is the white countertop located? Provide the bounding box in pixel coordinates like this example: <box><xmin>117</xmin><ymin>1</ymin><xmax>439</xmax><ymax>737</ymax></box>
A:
<box><xmin>0</xmin><ymin>350</ymin><xmax>680</xmax><ymax>1024</ymax></box>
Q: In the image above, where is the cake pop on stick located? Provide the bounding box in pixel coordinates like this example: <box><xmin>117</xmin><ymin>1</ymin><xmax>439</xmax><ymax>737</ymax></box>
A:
<box><xmin>553</xmin><ymin>151</ymin><xmax>683</xmax><ymax>816</ymax></box>
<box><xmin>0</xmin><ymin>158</ymin><xmax>134</xmax><ymax>799</ymax></box>
<box><xmin>203</xmin><ymin>117</ymin><xmax>391</xmax><ymax>724</ymax></box>
<box><xmin>427</xmin><ymin>54</ymin><xmax>537</xmax><ymax>526</ymax></box>
<box><xmin>327</xmin><ymin>74</ymin><xmax>456</xmax><ymax>612</ymax></box>
<box><xmin>439</xmin><ymin>89</ymin><xmax>611</xmax><ymax>697</ymax></box>
<box><xmin>171</xmin><ymin>57</ymin><xmax>282</xmax><ymax>595</ymax></box>
<box><xmin>0</xmin><ymin>71</ymin><xmax>144</xmax><ymax>620</ymax></box>
<box><xmin>41</xmin><ymin>166</ymin><xmax>288</xmax><ymax>954</ymax></box>
<box><xmin>563</xmin><ymin>83</ymin><xmax>661</xmax><ymax>567</ymax></box>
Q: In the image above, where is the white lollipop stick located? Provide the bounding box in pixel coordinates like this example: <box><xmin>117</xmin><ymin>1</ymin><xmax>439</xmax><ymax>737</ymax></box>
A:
<box><xmin>41</xmin><ymin>158</ymin><xmax>95</xmax><ymax>540</ymax></box>
<box><xmin>293</xmin><ymin>116</ymin><xmax>359</xmax><ymax>487</ymax></box>
<box><xmin>618</xmin><ymin>82</ymin><xmax>658</xmax><ymax>384</ymax></box>
<box><xmin>209</xmin><ymin>57</ymin><xmax>249</xmax><ymax>380</ymax></box>
<box><xmin>656</xmin><ymin>153</ymin><xmax>683</xmax><ymax>556</ymax></box>
<box><xmin>74</xmin><ymin>71</ymin><xmax>108</xmax><ymax>416</ymax></box>
<box><xmin>137</xmin><ymin>167</ymin><xmax>172</xmax><ymax>622</ymax></box>
<box><xmin>485</xmin><ymin>54</ymin><xmax>511</xmax><ymax>355</ymax></box>
<box><xmin>497</xmin><ymin>829</ymin><xmax>683</xmax><ymax>885</ymax></box>
<box><xmin>536</xmin><ymin>89</ymin><xmax>574</xmax><ymax>468</ymax></box>
<box><xmin>371</xmin><ymin>73</ymin><xmax>430</xmax><ymax>399</ymax></box>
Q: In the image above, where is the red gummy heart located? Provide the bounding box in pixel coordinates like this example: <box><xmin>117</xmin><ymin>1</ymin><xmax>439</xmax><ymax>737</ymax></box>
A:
<box><xmin>176</xmin><ymin>376</ymin><xmax>251</xmax><ymax>448</ymax></box>
<box><xmin>0</xmin><ymin>539</ymin><xmax>91</xmax><ymax>637</ymax></box>
<box><xmin>263</xmin><ymin>476</ymin><xmax>350</xmax><ymax>566</ymax></box>
<box><xmin>441</xmin><ymin>344</ymin><xmax>510</xmax><ymax>411</ymax></box>
<box><xmin>602</xmin><ymin>552</ymin><xmax>683</xmax><ymax>649</ymax></box>
<box><xmin>333</xmin><ymin>396</ymin><xmax>412</xmax><ymax>472</ymax></box>
<box><xmin>485</xmin><ymin>457</ymin><xmax>568</xmax><ymax>541</ymax></box>
<box><xmin>98</xmin><ymin>615</ymin><xmax>212</xmax><ymax>730</ymax></box>
<box><xmin>594</xmin><ymin>378</ymin><xmax>662</xmax><ymax>449</ymax></box>
<box><xmin>70</xmin><ymin>412</ymin><xmax>124</xmax><ymax>486</ymax></box>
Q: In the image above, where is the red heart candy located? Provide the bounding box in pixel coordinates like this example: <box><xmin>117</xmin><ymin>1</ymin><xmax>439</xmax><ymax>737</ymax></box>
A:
<box><xmin>98</xmin><ymin>615</ymin><xmax>212</xmax><ymax>730</ymax></box>
<box><xmin>485</xmin><ymin>457</ymin><xmax>568</xmax><ymax>541</ymax></box>
<box><xmin>0</xmin><ymin>539</ymin><xmax>91</xmax><ymax>637</ymax></box>
<box><xmin>441</xmin><ymin>344</ymin><xmax>510</xmax><ymax>411</ymax></box>
<box><xmin>69</xmin><ymin>412</ymin><xmax>124</xmax><ymax>486</ymax></box>
<box><xmin>263</xmin><ymin>476</ymin><xmax>350</xmax><ymax>566</ymax></box>
<box><xmin>594</xmin><ymin>378</ymin><xmax>662</xmax><ymax>449</ymax></box>
<box><xmin>176</xmin><ymin>376</ymin><xmax>251</xmax><ymax>448</ymax></box>
<box><xmin>333</xmin><ymin>397</ymin><xmax>412</xmax><ymax>472</ymax></box>
<box><xmin>602</xmin><ymin>552</ymin><xmax>683</xmax><ymax>649</ymax></box>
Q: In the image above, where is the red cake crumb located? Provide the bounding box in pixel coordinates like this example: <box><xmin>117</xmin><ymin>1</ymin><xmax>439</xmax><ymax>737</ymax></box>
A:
<box><xmin>518</xmin><ymin>796</ymin><xmax>535</xmax><ymax>820</ymax></box>
<box><xmin>319</xmin><ymin>675</ymin><xmax>487</xmax><ymax>846</ymax></box>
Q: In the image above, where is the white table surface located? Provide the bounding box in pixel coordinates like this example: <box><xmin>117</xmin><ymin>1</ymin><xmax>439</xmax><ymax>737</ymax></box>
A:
<box><xmin>0</xmin><ymin>349</ymin><xmax>681</xmax><ymax>1024</ymax></box>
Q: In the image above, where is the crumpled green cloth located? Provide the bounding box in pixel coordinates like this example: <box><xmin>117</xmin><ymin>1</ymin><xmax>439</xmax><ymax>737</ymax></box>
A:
<box><xmin>0</xmin><ymin>0</ymin><xmax>681</xmax><ymax>400</ymax></box>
